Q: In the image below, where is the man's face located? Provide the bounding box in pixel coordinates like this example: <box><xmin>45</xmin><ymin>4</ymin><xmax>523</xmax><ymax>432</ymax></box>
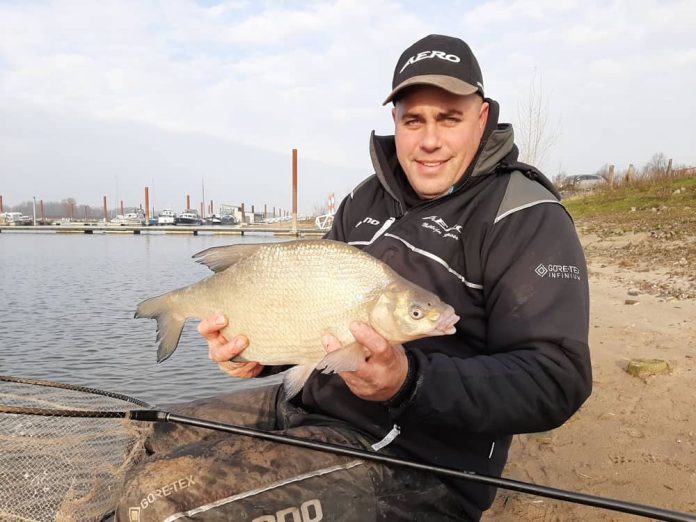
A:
<box><xmin>392</xmin><ymin>86</ymin><xmax>489</xmax><ymax>200</ymax></box>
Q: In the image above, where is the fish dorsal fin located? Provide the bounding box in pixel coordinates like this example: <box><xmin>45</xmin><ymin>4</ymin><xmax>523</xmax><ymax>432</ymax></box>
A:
<box><xmin>192</xmin><ymin>243</ymin><xmax>267</xmax><ymax>272</ymax></box>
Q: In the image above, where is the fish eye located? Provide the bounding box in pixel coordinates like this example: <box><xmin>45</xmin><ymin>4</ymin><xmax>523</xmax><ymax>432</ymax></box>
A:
<box><xmin>410</xmin><ymin>306</ymin><xmax>424</xmax><ymax>320</ymax></box>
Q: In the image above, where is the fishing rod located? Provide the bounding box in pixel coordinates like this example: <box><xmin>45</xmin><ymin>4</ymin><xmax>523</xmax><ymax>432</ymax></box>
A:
<box><xmin>1</xmin><ymin>404</ymin><xmax>694</xmax><ymax>521</ymax></box>
<box><xmin>1</xmin><ymin>375</ymin><xmax>694</xmax><ymax>522</ymax></box>
<box><xmin>126</xmin><ymin>409</ymin><xmax>694</xmax><ymax>522</ymax></box>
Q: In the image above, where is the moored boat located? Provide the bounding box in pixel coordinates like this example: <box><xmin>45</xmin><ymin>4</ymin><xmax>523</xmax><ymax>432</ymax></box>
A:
<box><xmin>176</xmin><ymin>209</ymin><xmax>201</xmax><ymax>225</ymax></box>
<box><xmin>110</xmin><ymin>211</ymin><xmax>146</xmax><ymax>225</ymax></box>
<box><xmin>205</xmin><ymin>214</ymin><xmax>222</xmax><ymax>225</ymax></box>
<box><xmin>0</xmin><ymin>212</ymin><xmax>33</xmax><ymax>226</ymax></box>
<box><xmin>157</xmin><ymin>209</ymin><xmax>177</xmax><ymax>225</ymax></box>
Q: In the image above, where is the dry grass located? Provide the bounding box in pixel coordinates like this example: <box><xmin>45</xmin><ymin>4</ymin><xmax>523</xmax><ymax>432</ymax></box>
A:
<box><xmin>563</xmin><ymin>169</ymin><xmax>696</xmax><ymax>298</ymax></box>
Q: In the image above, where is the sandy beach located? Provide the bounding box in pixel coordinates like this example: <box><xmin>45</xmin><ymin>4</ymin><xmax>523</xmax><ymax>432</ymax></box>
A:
<box><xmin>484</xmin><ymin>230</ymin><xmax>696</xmax><ymax>520</ymax></box>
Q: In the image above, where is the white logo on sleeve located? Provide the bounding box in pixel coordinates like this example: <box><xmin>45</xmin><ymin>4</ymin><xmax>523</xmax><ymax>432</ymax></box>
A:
<box><xmin>354</xmin><ymin>217</ymin><xmax>380</xmax><ymax>228</ymax></box>
<box><xmin>535</xmin><ymin>263</ymin><xmax>581</xmax><ymax>280</ymax></box>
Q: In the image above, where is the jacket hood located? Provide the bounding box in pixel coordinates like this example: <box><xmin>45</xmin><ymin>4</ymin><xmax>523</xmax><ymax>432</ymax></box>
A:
<box><xmin>369</xmin><ymin>98</ymin><xmax>520</xmax><ymax>207</ymax></box>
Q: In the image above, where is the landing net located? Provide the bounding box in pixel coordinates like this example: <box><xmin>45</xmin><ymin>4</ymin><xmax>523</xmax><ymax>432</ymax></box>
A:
<box><xmin>0</xmin><ymin>376</ymin><xmax>153</xmax><ymax>522</ymax></box>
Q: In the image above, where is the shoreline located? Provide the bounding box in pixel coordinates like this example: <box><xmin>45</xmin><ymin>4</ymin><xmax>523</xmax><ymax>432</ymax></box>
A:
<box><xmin>484</xmin><ymin>231</ymin><xmax>696</xmax><ymax>520</ymax></box>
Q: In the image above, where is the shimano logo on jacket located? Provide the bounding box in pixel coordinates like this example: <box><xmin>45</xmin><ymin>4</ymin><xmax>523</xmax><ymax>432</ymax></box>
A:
<box><xmin>399</xmin><ymin>50</ymin><xmax>460</xmax><ymax>73</ymax></box>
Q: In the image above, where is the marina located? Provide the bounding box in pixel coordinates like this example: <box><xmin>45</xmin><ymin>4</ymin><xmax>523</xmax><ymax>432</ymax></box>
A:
<box><xmin>0</xmin><ymin>222</ymin><xmax>327</xmax><ymax>237</ymax></box>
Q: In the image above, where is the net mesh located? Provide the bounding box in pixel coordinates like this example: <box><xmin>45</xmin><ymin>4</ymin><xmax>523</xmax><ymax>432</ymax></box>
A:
<box><xmin>0</xmin><ymin>377</ymin><xmax>153</xmax><ymax>522</ymax></box>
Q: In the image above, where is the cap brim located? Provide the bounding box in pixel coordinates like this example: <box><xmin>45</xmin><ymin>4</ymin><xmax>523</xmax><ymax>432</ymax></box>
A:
<box><xmin>382</xmin><ymin>75</ymin><xmax>481</xmax><ymax>105</ymax></box>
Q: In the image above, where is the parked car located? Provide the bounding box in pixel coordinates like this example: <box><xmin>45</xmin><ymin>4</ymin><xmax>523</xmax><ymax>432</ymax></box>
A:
<box><xmin>565</xmin><ymin>174</ymin><xmax>607</xmax><ymax>191</ymax></box>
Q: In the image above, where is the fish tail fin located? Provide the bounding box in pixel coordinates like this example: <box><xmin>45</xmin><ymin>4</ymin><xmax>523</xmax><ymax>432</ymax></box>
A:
<box><xmin>282</xmin><ymin>364</ymin><xmax>317</xmax><ymax>400</ymax></box>
<box><xmin>135</xmin><ymin>294</ymin><xmax>186</xmax><ymax>363</ymax></box>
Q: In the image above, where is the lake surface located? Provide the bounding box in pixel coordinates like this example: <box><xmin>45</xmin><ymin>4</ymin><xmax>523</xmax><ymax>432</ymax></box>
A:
<box><xmin>0</xmin><ymin>231</ymin><xmax>287</xmax><ymax>406</ymax></box>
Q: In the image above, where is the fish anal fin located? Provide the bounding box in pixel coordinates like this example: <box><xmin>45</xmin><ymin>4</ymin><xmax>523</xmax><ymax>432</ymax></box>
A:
<box><xmin>315</xmin><ymin>343</ymin><xmax>366</xmax><ymax>374</ymax></box>
<box><xmin>283</xmin><ymin>364</ymin><xmax>317</xmax><ymax>399</ymax></box>
<box><xmin>192</xmin><ymin>243</ymin><xmax>268</xmax><ymax>273</ymax></box>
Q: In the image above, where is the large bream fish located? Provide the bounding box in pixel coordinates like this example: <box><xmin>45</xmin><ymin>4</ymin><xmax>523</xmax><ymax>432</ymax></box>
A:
<box><xmin>135</xmin><ymin>239</ymin><xmax>459</xmax><ymax>397</ymax></box>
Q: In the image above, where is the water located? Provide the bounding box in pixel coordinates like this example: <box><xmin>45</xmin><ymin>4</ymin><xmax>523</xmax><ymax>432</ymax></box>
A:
<box><xmin>0</xmin><ymin>231</ymin><xmax>286</xmax><ymax>406</ymax></box>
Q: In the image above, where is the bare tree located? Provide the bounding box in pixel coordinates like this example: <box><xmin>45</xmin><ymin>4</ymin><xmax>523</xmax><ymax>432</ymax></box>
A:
<box><xmin>641</xmin><ymin>152</ymin><xmax>669</xmax><ymax>178</ymax></box>
<box><xmin>312</xmin><ymin>202</ymin><xmax>328</xmax><ymax>217</ymax></box>
<box><xmin>516</xmin><ymin>71</ymin><xmax>559</xmax><ymax>169</ymax></box>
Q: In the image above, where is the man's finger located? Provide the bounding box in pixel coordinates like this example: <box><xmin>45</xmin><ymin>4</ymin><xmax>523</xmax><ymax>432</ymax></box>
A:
<box><xmin>321</xmin><ymin>333</ymin><xmax>343</xmax><ymax>353</ymax></box>
<box><xmin>198</xmin><ymin>314</ymin><xmax>227</xmax><ymax>338</ymax></box>
<box><xmin>209</xmin><ymin>335</ymin><xmax>249</xmax><ymax>362</ymax></box>
<box><xmin>349</xmin><ymin>322</ymin><xmax>390</xmax><ymax>355</ymax></box>
<box><xmin>218</xmin><ymin>361</ymin><xmax>262</xmax><ymax>379</ymax></box>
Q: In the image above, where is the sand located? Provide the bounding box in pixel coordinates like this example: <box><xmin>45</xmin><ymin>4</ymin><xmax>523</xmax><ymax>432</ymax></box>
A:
<box><xmin>483</xmin><ymin>233</ymin><xmax>696</xmax><ymax>521</ymax></box>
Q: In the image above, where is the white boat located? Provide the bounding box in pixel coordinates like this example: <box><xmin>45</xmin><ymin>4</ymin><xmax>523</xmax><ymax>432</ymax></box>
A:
<box><xmin>157</xmin><ymin>209</ymin><xmax>177</xmax><ymax>225</ymax></box>
<box><xmin>0</xmin><ymin>212</ymin><xmax>33</xmax><ymax>226</ymax></box>
<box><xmin>110</xmin><ymin>212</ymin><xmax>145</xmax><ymax>225</ymax></box>
<box><xmin>205</xmin><ymin>214</ymin><xmax>222</xmax><ymax>225</ymax></box>
<box><xmin>176</xmin><ymin>209</ymin><xmax>201</xmax><ymax>225</ymax></box>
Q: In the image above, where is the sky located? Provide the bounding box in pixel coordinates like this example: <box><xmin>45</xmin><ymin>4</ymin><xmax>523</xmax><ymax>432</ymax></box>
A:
<box><xmin>1</xmin><ymin>0</ymin><xmax>695</xmax><ymax>215</ymax></box>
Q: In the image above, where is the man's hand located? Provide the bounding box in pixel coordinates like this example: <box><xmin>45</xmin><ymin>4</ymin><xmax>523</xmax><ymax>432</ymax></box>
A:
<box><xmin>322</xmin><ymin>322</ymin><xmax>409</xmax><ymax>402</ymax></box>
<box><xmin>198</xmin><ymin>314</ymin><xmax>264</xmax><ymax>379</ymax></box>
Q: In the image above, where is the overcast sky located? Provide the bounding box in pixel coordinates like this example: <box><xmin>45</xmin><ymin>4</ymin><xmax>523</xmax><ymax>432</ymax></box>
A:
<box><xmin>1</xmin><ymin>0</ymin><xmax>695</xmax><ymax>214</ymax></box>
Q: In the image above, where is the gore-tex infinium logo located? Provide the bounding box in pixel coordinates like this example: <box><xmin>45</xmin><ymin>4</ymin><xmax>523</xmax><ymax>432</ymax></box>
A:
<box><xmin>535</xmin><ymin>263</ymin><xmax>581</xmax><ymax>280</ymax></box>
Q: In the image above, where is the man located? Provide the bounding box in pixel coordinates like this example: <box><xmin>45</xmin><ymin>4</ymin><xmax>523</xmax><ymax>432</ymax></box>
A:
<box><xmin>117</xmin><ymin>34</ymin><xmax>591</xmax><ymax>521</ymax></box>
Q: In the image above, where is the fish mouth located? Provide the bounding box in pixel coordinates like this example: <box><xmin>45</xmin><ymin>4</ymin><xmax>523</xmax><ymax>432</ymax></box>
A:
<box><xmin>433</xmin><ymin>305</ymin><xmax>460</xmax><ymax>335</ymax></box>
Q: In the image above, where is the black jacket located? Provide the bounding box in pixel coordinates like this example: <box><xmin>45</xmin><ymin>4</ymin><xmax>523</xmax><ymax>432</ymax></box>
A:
<box><xmin>298</xmin><ymin>101</ymin><xmax>592</xmax><ymax>518</ymax></box>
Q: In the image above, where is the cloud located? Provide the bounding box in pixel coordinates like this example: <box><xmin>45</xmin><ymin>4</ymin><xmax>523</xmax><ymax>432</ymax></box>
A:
<box><xmin>0</xmin><ymin>0</ymin><xmax>694</xmax><ymax>211</ymax></box>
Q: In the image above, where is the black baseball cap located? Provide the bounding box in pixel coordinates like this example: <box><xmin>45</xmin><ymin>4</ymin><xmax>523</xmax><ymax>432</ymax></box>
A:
<box><xmin>383</xmin><ymin>34</ymin><xmax>484</xmax><ymax>105</ymax></box>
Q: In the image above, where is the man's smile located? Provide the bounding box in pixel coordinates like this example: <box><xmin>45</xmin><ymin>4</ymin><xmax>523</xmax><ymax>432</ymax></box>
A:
<box><xmin>416</xmin><ymin>159</ymin><xmax>449</xmax><ymax>169</ymax></box>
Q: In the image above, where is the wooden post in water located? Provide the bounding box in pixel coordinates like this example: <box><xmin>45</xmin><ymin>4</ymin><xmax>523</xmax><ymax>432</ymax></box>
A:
<box><xmin>103</xmin><ymin>197</ymin><xmax>108</xmax><ymax>222</ymax></box>
<box><xmin>241</xmin><ymin>203</ymin><xmax>246</xmax><ymax>224</ymax></box>
<box><xmin>186</xmin><ymin>194</ymin><xmax>190</xmax><ymax>210</ymax></box>
<box><xmin>40</xmin><ymin>200</ymin><xmax>45</xmax><ymax>224</ymax></box>
<box><xmin>264</xmin><ymin>204</ymin><xmax>267</xmax><ymax>219</ymax></box>
<box><xmin>292</xmin><ymin>148</ymin><xmax>298</xmax><ymax>235</ymax></box>
<box><xmin>144</xmin><ymin>187</ymin><xmax>150</xmax><ymax>226</ymax></box>
<box><xmin>120</xmin><ymin>200</ymin><xmax>124</xmax><ymax>216</ymax></box>
<box><xmin>210</xmin><ymin>200</ymin><xmax>214</xmax><ymax>216</ymax></box>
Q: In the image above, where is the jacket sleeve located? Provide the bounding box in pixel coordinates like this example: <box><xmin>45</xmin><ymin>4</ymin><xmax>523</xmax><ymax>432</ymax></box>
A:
<box><xmin>391</xmin><ymin>202</ymin><xmax>592</xmax><ymax>436</ymax></box>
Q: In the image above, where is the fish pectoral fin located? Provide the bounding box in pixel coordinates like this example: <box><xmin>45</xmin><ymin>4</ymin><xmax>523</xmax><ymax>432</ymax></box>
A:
<box><xmin>315</xmin><ymin>343</ymin><xmax>366</xmax><ymax>374</ymax></box>
<box><xmin>282</xmin><ymin>364</ymin><xmax>317</xmax><ymax>400</ymax></box>
<box><xmin>192</xmin><ymin>244</ymin><xmax>269</xmax><ymax>272</ymax></box>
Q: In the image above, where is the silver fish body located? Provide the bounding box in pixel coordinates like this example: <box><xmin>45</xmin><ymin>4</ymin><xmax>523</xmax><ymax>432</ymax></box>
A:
<box><xmin>136</xmin><ymin>239</ymin><xmax>459</xmax><ymax>397</ymax></box>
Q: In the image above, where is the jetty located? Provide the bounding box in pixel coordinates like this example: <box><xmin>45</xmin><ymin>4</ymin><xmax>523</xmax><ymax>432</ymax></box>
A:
<box><xmin>0</xmin><ymin>223</ymin><xmax>326</xmax><ymax>238</ymax></box>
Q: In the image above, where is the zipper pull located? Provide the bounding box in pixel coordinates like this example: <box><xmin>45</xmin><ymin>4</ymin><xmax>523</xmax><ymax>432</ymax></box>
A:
<box><xmin>371</xmin><ymin>424</ymin><xmax>401</xmax><ymax>451</ymax></box>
